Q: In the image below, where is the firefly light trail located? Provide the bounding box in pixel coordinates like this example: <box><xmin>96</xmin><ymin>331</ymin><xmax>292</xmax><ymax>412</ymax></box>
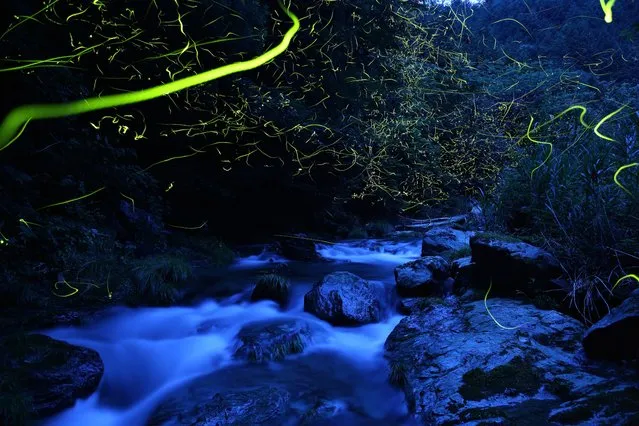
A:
<box><xmin>0</xmin><ymin>1</ymin><xmax>300</xmax><ymax>152</ymax></box>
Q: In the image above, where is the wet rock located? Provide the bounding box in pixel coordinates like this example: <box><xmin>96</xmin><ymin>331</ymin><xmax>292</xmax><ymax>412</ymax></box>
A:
<box><xmin>385</xmin><ymin>297</ymin><xmax>639</xmax><ymax>425</ymax></box>
<box><xmin>250</xmin><ymin>274</ymin><xmax>290</xmax><ymax>307</ymax></box>
<box><xmin>421</xmin><ymin>227</ymin><xmax>475</xmax><ymax>257</ymax></box>
<box><xmin>450</xmin><ymin>256</ymin><xmax>474</xmax><ymax>294</ymax></box>
<box><xmin>548</xmin><ymin>385</ymin><xmax>639</xmax><ymax>424</ymax></box>
<box><xmin>470</xmin><ymin>232</ymin><xmax>561</xmax><ymax>295</ymax></box>
<box><xmin>0</xmin><ymin>333</ymin><xmax>103</xmax><ymax>419</ymax></box>
<box><xmin>149</xmin><ymin>385</ymin><xmax>290</xmax><ymax>425</ymax></box>
<box><xmin>394</xmin><ymin>256</ymin><xmax>450</xmax><ymax>297</ymax></box>
<box><xmin>304</xmin><ymin>271</ymin><xmax>391</xmax><ymax>326</ymax></box>
<box><xmin>583</xmin><ymin>288</ymin><xmax>639</xmax><ymax>361</ymax></box>
<box><xmin>299</xmin><ymin>399</ymin><xmax>347</xmax><ymax>425</ymax></box>
<box><xmin>276</xmin><ymin>234</ymin><xmax>319</xmax><ymax>261</ymax></box>
<box><xmin>398</xmin><ymin>297</ymin><xmax>452</xmax><ymax>315</ymax></box>
<box><xmin>234</xmin><ymin>318</ymin><xmax>315</xmax><ymax>363</ymax></box>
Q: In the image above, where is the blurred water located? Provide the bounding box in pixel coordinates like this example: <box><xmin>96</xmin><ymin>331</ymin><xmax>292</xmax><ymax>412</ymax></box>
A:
<box><xmin>43</xmin><ymin>238</ymin><xmax>421</xmax><ymax>426</ymax></box>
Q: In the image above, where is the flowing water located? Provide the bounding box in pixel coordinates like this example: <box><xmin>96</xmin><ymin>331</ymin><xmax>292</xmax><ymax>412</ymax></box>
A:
<box><xmin>42</xmin><ymin>238</ymin><xmax>422</xmax><ymax>425</ymax></box>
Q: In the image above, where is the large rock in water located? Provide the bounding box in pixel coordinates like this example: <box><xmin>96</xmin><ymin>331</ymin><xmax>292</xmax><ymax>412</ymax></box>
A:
<box><xmin>233</xmin><ymin>318</ymin><xmax>316</xmax><ymax>363</ymax></box>
<box><xmin>470</xmin><ymin>233</ymin><xmax>561</xmax><ymax>294</ymax></box>
<box><xmin>394</xmin><ymin>256</ymin><xmax>449</xmax><ymax>296</ymax></box>
<box><xmin>149</xmin><ymin>385</ymin><xmax>290</xmax><ymax>426</ymax></box>
<box><xmin>385</xmin><ymin>297</ymin><xmax>639</xmax><ymax>425</ymax></box>
<box><xmin>276</xmin><ymin>234</ymin><xmax>319</xmax><ymax>261</ymax></box>
<box><xmin>583</xmin><ymin>288</ymin><xmax>639</xmax><ymax>361</ymax></box>
<box><xmin>0</xmin><ymin>333</ymin><xmax>104</xmax><ymax>419</ymax></box>
<box><xmin>304</xmin><ymin>271</ymin><xmax>390</xmax><ymax>326</ymax></box>
<box><xmin>421</xmin><ymin>226</ymin><xmax>475</xmax><ymax>257</ymax></box>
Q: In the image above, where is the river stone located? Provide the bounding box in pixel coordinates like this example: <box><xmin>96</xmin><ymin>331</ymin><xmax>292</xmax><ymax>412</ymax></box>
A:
<box><xmin>148</xmin><ymin>385</ymin><xmax>290</xmax><ymax>425</ymax></box>
<box><xmin>384</xmin><ymin>297</ymin><xmax>639</xmax><ymax>425</ymax></box>
<box><xmin>421</xmin><ymin>226</ymin><xmax>475</xmax><ymax>257</ymax></box>
<box><xmin>450</xmin><ymin>256</ymin><xmax>474</xmax><ymax>294</ymax></box>
<box><xmin>276</xmin><ymin>234</ymin><xmax>319</xmax><ymax>261</ymax></box>
<box><xmin>304</xmin><ymin>271</ymin><xmax>390</xmax><ymax>326</ymax></box>
<box><xmin>299</xmin><ymin>399</ymin><xmax>347</xmax><ymax>425</ymax></box>
<box><xmin>250</xmin><ymin>274</ymin><xmax>290</xmax><ymax>307</ymax></box>
<box><xmin>394</xmin><ymin>256</ymin><xmax>449</xmax><ymax>297</ymax></box>
<box><xmin>470</xmin><ymin>233</ymin><xmax>561</xmax><ymax>294</ymax></box>
<box><xmin>583</xmin><ymin>288</ymin><xmax>639</xmax><ymax>361</ymax></box>
<box><xmin>234</xmin><ymin>318</ymin><xmax>315</xmax><ymax>363</ymax></box>
<box><xmin>0</xmin><ymin>333</ymin><xmax>104</xmax><ymax>419</ymax></box>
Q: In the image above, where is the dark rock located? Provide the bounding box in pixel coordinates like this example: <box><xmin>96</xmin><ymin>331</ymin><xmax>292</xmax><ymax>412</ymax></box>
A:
<box><xmin>470</xmin><ymin>232</ymin><xmax>561</xmax><ymax>294</ymax></box>
<box><xmin>451</xmin><ymin>256</ymin><xmax>474</xmax><ymax>293</ymax></box>
<box><xmin>299</xmin><ymin>399</ymin><xmax>347</xmax><ymax>425</ymax></box>
<box><xmin>250</xmin><ymin>274</ymin><xmax>290</xmax><ymax>307</ymax></box>
<box><xmin>304</xmin><ymin>271</ymin><xmax>391</xmax><ymax>326</ymax></box>
<box><xmin>0</xmin><ymin>333</ymin><xmax>103</xmax><ymax>419</ymax></box>
<box><xmin>442</xmin><ymin>277</ymin><xmax>455</xmax><ymax>296</ymax></box>
<box><xmin>394</xmin><ymin>256</ymin><xmax>450</xmax><ymax>297</ymax></box>
<box><xmin>583</xmin><ymin>288</ymin><xmax>639</xmax><ymax>361</ymax></box>
<box><xmin>398</xmin><ymin>297</ymin><xmax>451</xmax><ymax>315</ymax></box>
<box><xmin>384</xmin><ymin>297</ymin><xmax>639</xmax><ymax>424</ymax></box>
<box><xmin>548</xmin><ymin>386</ymin><xmax>639</xmax><ymax>424</ymax></box>
<box><xmin>234</xmin><ymin>318</ymin><xmax>315</xmax><ymax>363</ymax></box>
<box><xmin>276</xmin><ymin>234</ymin><xmax>319</xmax><ymax>261</ymax></box>
<box><xmin>148</xmin><ymin>385</ymin><xmax>290</xmax><ymax>425</ymax></box>
<box><xmin>421</xmin><ymin>227</ymin><xmax>475</xmax><ymax>257</ymax></box>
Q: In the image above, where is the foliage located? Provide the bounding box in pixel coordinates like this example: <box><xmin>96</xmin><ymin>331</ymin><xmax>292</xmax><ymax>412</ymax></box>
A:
<box><xmin>185</xmin><ymin>236</ymin><xmax>235</xmax><ymax>266</ymax></box>
<box><xmin>388</xmin><ymin>359</ymin><xmax>408</xmax><ymax>387</ymax></box>
<box><xmin>447</xmin><ymin>246</ymin><xmax>472</xmax><ymax>260</ymax></box>
<box><xmin>131</xmin><ymin>255</ymin><xmax>192</xmax><ymax>306</ymax></box>
<box><xmin>484</xmin><ymin>81</ymin><xmax>639</xmax><ymax>321</ymax></box>
<box><xmin>251</xmin><ymin>273</ymin><xmax>291</xmax><ymax>307</ymax></box>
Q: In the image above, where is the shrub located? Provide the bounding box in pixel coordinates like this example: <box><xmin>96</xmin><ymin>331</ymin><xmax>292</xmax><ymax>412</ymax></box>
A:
<box><xmin>251</xmin><ymin>273</ymin><xmax>290</xmax><ymax>307</ymax></box>
<box><xmin>131</xmin><ymin>255</ymin><xmax>192</xmax><ymax>305</ymax></box>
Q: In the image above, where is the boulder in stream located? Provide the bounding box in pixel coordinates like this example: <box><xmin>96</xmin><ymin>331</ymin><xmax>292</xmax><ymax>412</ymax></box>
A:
<box><xmin>149</xmin><ymin>385</ymin><xmax>290</xmax><ymax>425</ymax></box>
<box><xmin>276</xmin><ymin>234</ymin><xmax>319</xmax><ymax>261</ymax></box>
<box><xmin>0</xmin><ymin>333</ymin><xmax>104</xmax><ymax>420</ymax></box>
<box><xmin>385</xmin><ymin>297</ymin><xmax>639</xmax><ymax>425</ymax></box>
<box><xmin>394</xmin><ymin>256</ymin><xmax>450</xmax><ymax>297</ymax></box>
<box><xmin>421</xmin><ymin>226</ymin><xmax>475</xmax><ymax>257</ymax></box>
<box><xmin>234</xmin><ymin>318</ymin><xmax>316</xmax><ymax>363</ymax></box>
<box><xmin>250</xmin><ymin>273</ymin><xmax>291</xmax><ymax>307</ymax></box>
<box><xmin>304</xmin><ymin>271</ymin><xmax>391</xmax><ymax>326</ymax></box>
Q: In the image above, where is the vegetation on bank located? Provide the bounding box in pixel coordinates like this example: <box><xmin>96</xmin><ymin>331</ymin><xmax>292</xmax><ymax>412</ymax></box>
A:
<box><xmin>0</xmin><ymin>0</ymin><xmax>637</xmax><ymax>316</ymax></box>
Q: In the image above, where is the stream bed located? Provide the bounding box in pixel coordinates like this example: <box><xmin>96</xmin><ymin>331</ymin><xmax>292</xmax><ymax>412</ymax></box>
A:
<box><xmin>42</xmin><ymin>239</ymin><xmax>422</xmax><ymax>425</ymax></box>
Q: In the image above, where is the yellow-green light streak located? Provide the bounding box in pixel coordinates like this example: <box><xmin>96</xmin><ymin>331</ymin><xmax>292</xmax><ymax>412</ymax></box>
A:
<box><xmin>612</xmin><ymin>274</ymin><xmax>639</xmax><ymax>291</ymax></box>
<box><xmin>484</xmin><ymin>280</ymin><xmax>521</xmax><ymax>330</ymax></box>
<box><xmin>600</xmin><ymin>0</ymin><xmax>616</xmax><ymax>23</ymax></box>
<box><xmin>0</xmin><ymin>1</ymin><xmax>300</xmax><ymax>152</ymax></box>
<box><xmin>36</xmin><ymin>186</ymin><xmax>105</xmax><ymax>211</ymax></box>
<box><xmin>526</xmin><ymin>116</ymin><xmax>553</xmax><ymax>179</ymax></box>
<box><xmin>167</xmin><ymin>221</ymin><xmax>208</xmax><ymax>230</ymax></box>
<box><xmin>613</xmin><ymin>163</ymin><xmax>638</xmax><ymax>196</ymax></box>
<box><xmin>52</xmin><ymin>280</ymin><xmax>79</xmax><ymax>298</ymax></box>
<box><xmin>593</xmin><ymin>105</ymin><xmax>625</xmax><ymax>141</ymax></box>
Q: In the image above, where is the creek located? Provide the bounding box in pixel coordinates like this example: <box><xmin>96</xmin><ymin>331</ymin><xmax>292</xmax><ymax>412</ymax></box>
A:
<box><xmin>43</xmin><ymin>238</ymin><xmax>422</xmax><ymax>425</ymax></box>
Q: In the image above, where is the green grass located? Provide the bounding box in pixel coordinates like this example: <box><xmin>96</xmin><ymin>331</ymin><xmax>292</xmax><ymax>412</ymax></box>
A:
<box><xmin>131</xmin><ymin>255</ymin><xmax>192</xmax><ymax>305</ymax></box>
<box><xmin>388</xmin><ymin>360</ymin><xmax>408</xmax><ymax>387</ymax></box>
<box><xmin>448</xmin><ymin>246</ymin><xmax>472</xmax><ymax>260</ymax></box>
<box><xmin>251</xmin><ymin>273</ymin><xmax>290</xmax><ymax>306</ymax></box>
